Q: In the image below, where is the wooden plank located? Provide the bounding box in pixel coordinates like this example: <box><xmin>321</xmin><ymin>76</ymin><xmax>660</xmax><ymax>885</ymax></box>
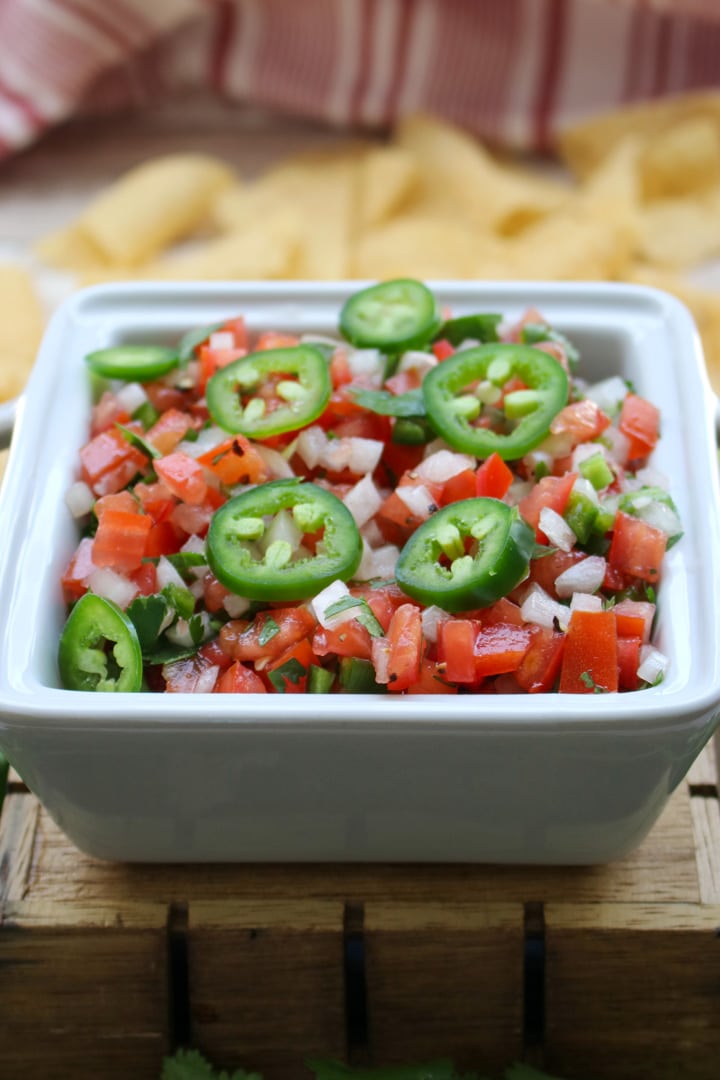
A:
<box><xmin>687</xmin><ymin>740</ymin><xmax>719</xmax><ymax>788</ymax></box>
<box><xmin>544</xmin><ymin>903</ymin><xmax>720</xmax><ymax>1080</ymax></box>
<box><xmin>690</xmin><ymin>793</ymin><xmax>720</xmax><ymax>904</ymax></box>
<box><xmin>364</xmin><ymin>902</ymin><xmax>524</xmax><ymax>1074</ymax></box>
<box><xmin>188</xmin><ymin>899</ymin><xmax>346</xmax><ymax>1080</ymax></box>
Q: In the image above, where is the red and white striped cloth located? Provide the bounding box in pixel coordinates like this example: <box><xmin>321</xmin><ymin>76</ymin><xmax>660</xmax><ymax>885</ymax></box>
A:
<box><xmin>1</xmin><ymin>0</ymin><xmax>720</xmax><ymax>161</ymax></box>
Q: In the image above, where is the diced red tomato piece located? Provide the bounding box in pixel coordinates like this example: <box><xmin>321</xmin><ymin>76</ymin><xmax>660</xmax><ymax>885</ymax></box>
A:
<box><xmin>619</xmin><ymin>393</ymin><xmax>660</xmax><ymax>461</ymax></box>
<box><xmin>255</xmin><ymin>331</ymin><xmax>299</xmax><ymax>350</ymax></box>
<box><xmin>439</xmin><ymin>468</ymin><xmax>477</xmax><ymax>506</ymax></box>
<box><xmin>199</xmin><ymin>639</ymin><xmax>234</xmax><ymax>671</ymax></box>
<box><xmin>438</xmin><ymin>619</ymin><xmax>477</xmax><ymax>683</ymax></box>
<box><xmin>518</xmin><ymin>472</ymin><xmax>577</xmax><ymax>540</ymax></box>
<box><xmin>351</xmin><ymin>583</ymin><xmax>417</xmax><ymax>633</ymax></box>
<box><xmin>559</xmin><ymin>609</ymin><xmax>618</xmax><ymax>694</ymax></box>
<box><xmin>90</xmin><ymin>392</ymin><xmax>131</xmax><ymax>436</ymax></box>
<box><xmin>61</xmin><ymin>537</ymin><xmax>97</xmax><ymax>601</ymax></box>
<box><xmin>312</xmin><ymin>620</ymin><xmax>373</xmax><ymax>661</ymax></box>
<box><xmin>134</xmin><ymin>480</ymin><xmax>177</xmax><ymax>522</ymax></box>
<box><xmin>144</xmin><ymin>520</ymin><xmax>183</xmax><ymax>558</ymax></box>
<box><xmin>215</xmin><ymin>660</ymin><xmax>267</xmax><ymax>693</ymax></box>
<box><xmin>130</xmin><ymin>561</ymin><xmax>158</xmax><ymax>596</ymax></box>
<box><xmin>475</xmin><ymin>452</ymin><xmax>514</xmax><ymax>500</ymax></box>
<box><xmin>333</xmin><ymin>412</ymin><xmax>392</xmax><ymax>442</ymax></box>
<box><xmin>377</xmin><ymin>603</ymin><xmax>422</xmax><ymax>692</ymax></box>
<box><xmin>92</xmin><ymin>508</ymin><xmax>152</xmax><ymax>572</ymax></box>
<box><xmin>550</xmin><ymin>400</ymin><xmax>611</xmax><ymax>444</ymax></box>
<box><xmin>406</xmin><ymin>657</ymin><xmax>458</xmax><ymax>694</ymax></box>
<box><xmin>432</xmin><ymin>339</ymin><xmax>455</xmax><ymax>362</ymax></box>
<box><xmin>79</xmin><ymin>428</ymin><xmax>148</xmax><ymax>495</ymax></box>
<box><xmin>265</xmin><ymin>637</ymin><xmax>315</xmax><ymax>693</ymax></box>
<box><xmin>329</xmin><ymin>350</ymin><xmax>353</xmax><ymax>389</ymax></box>
<box><xmin>607</xmin><ymin>511</ymin><xmax>667</xmax><ymax>583</ymax></box>
<box><xmin>378</xmin><ymin>440</ymin><xmax>425</xmax><ymax>482</ymax></box>
<box><xmin>94</xmin><ymin>490</ymin><xmax>139</xmax><ymax>518</ymax></box>
<box><xmin>146</xmin><ymin>408</ymin><xmax>194</xmax><ymax>455</ymax></box>
<box><xmin>473</xmin><ymin>623</ymin><xmax>532</xmax><ymax>677</ymax></box>
<box><xmin>479</xmin><ymin>597</ymin><xmax>525</xmax><ymax>627</ymax></box>
<box><xmin>202</xmin><ymin>572</ymin><xmax>232</xmax><ymax>614</ymax></box>
<box><xmin>613</xmin><ymin>598</ymin><xmax>654</xmax><ymax>643</ymax></box>
<box><xmin>219</xmin><ymin>607</ymin><xmax>317</xmax><ymax>663</ymax></box>
<box><xmin>526</xmin><ymin>549</ymin><xmax>587</xmax><ymax>601</ymax></box>
<box><xmin>198</xmin><ymin>344</ymin><xmax>247</xmax><ymax>392</ymax></box>
<box><xmin>515</xmin><ymin>626</ymin><xmax>566</xmax><ymax>693</ymax></box>
<box><xmin>196</xmin><ymin>435</ymin><xmax>271</xmax><ymax>486</ymax></box>
<box><xmin>155</xmin><ymin>451</ymin><xmax>208</xmax><ymax>505</ymax></box>
<box><xmin>617</xmin><ymin>635</ymin><xmax>642</xmax><ymax>691</ymax></box>
<box><xmin>376</xmin><ymin>489</ymin><xmax>436</xmax><ymax>547</ymax></box>
<box><xmin>385</xmin><ymin>370</ymin><xmax>421</xmax><ymax>395</ymax></box>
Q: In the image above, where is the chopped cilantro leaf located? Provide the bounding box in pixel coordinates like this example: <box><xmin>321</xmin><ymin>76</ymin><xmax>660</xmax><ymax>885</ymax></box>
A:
<box><xmin>268</xmin><ymin>657</ymin><xmax>307</xmax><ymax>692</ymax></box>
<box><xmin>257</xmin><ymin>616</ymin><xmax>281</xmax><ymax>646</ymax></box>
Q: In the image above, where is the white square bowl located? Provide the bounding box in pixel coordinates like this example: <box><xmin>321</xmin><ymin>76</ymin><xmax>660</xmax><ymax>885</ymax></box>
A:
<box><xmin>0</xmin><ymin>280</ymin><xmax>719</xmax><ymax>864</ymax></box>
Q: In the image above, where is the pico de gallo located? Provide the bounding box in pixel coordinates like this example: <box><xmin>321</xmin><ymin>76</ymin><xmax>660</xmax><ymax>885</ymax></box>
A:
<box><xmin>58</xmin><ymin>279</ymin><xmax>681</xmax><ymax>695</ymax></box>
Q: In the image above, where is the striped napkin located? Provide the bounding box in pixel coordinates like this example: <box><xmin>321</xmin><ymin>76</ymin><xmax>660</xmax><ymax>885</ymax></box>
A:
<box><xmin>0</xmin><ymin>0</ymin><xmax>719</xmax><ymax>159</ymax></box>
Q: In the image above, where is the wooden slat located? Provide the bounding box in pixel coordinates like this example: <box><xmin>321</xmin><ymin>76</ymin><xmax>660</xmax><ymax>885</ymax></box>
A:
<box><xmin>687</xmin><ymin>739</ymin><xmax>719</xmax><ymax>787</ymax></box>
<box><xmin>544</xmin><ymin>902</ymin><xmax>720</xmax><ymax>1080</ymax></box>
<box><xmin>188</xmin><ymin>900</ymin><xmax>346</xmax><ymax>1080</ymax></box>
<box><xmin>364</xmin><ymin>902</ymin><xmax>524</xmax><ymax>1074</ymax></box>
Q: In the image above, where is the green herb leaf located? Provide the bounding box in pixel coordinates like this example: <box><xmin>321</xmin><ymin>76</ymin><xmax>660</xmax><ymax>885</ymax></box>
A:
<box><xmin>579</xmin><ymin>670</ymin><xmax>609</xmax><ymax>694</ymax></box>
<box><xmin>126</xmin><ymin>594</ymin><xmax>171</xmax><ymax>653</ymax></box>
<box><xmin>188</xmin><ymin>613</ymin><xmax>205</xmax><ymax>647</ymax></box>
<box><xmin>257</xmin><ymin>615</ymin><xmax>281</xmax><ymax>646</ymax></box>
<box><xmin>162</xmin><ymin>582</ymin><xmax>196</xmax><ymax>622</ymax></box>
<box><xmin>325</xmin><ymin>596</ymin><xmax>385</xmax><ymax>638</ymax></box>
<box><xmin>177</xmin><ymin>322</ymin><xmax>224</xmax><ymax>367</ymax></box>
<box><xmin>115</xmin><ymin>422</ymin><xmax>161</xmax><ymax>460</ymax></box>
<box><xmin>268</xmin><ymin>657</ymin><xmax>307</xmax><ymax>693</ymax></box>
<box><xmin>435</xmin><ymin>312</ymin><xmax>502</xmax><ymax>346</ymax></box>
<box><xmin>161</xmin><ymin>1046</ymin><xmax>263</xmax><ymax>1080</ymax></box>
<box><xmin>520</xmin><ymin>322</ymin><xmax>580</xmax><ymax>368</ymax></box>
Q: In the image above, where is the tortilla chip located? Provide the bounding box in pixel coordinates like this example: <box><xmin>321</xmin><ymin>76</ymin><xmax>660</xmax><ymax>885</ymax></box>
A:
<box><xmin>636</xmin><ymin>190</ymin><xmax>720</xmax><ymax>268</ymax></box>
<box><xmin>35</xmin><ymin>224</ymin><xmax>110</xmax><ymax>274</ymax></box>
<box><xmin>640</xmin><ymin>117</ymin><xmax>720</xmax><ymax>200</ymax></box>
<box><xmin>351</xmin><ymin>215</ymin><xmax>482</xmax><ymax>279</ymax></box>
<box><xmin>0</xmin><ymin>265</ymin><xmax>45</xmax><ymax>401</ymax></box>
<box><xmin>507</xmin><ymin>207</ymin><xmax>636</xmax><ymax>281</ymax></box>
<box><xmin>358</xmin><ymin>145</ymin><xmax>419</xmax><ymax>227</ymax></box>
<box><xmin>77</xmin><ymin>154</ymin><xmax>237</xmax><ymax>265</ymax></box>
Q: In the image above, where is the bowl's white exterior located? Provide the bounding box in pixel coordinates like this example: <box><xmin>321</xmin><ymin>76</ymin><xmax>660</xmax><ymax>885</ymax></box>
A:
<box><xmin>0</xmin><ymin>281</ymin><xmax>718</xmax><ymax>864</ymax></box>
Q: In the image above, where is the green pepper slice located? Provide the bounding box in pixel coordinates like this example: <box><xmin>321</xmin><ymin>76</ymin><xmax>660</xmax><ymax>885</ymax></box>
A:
<box><xmin>58</xmin><ymin>593</ymin><xmax>143</xmax><ymax>691</ymax></box>
<box><xmin>339</xmin><ymin>278</ymin><xmax>442</xmax><ymax>351</ymax></box>
<box><xmin>206</xmin><ymin>345</ymin><xmax>331</xmax><ymax>437</ymax></box>
<box><xmin>207</xmin><ymin>479</ymin><xmax>362</xmax><ymax>601</ymax></box>
<box><xmin>395</xmin><ymin>498</ymin><xmax>534</xmax><ymax>612</ymax></box>
<box><xmin>422</xmin><ymin>342</ymin><xmax>568</xmax><ymax>460</ymax></box>
<box><xmin>435</xmin><ymin>312</ymin><xmax>502</xmax><ymax>346</ymax></box>
<box><xmin>85</xmin><ymin>344</ymin><xmax>180</xmax><ymax>381</ymax></box>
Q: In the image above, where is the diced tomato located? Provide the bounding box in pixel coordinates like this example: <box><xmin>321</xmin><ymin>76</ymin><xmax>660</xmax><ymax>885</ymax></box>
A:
<box><xmin>550</xmin><ymin>400</ymin><xmax>611</xmax><ymax>444</ymax></box>
<box><xmin>613</xmin><ymin>598</ymin><xmax>654</xmax><ymax>643</ymax></box>
<box><xmin>432</xmin><ymin>339</ymin><xmax>455</xmax><ymax>362</ymax></box>
<box><xmin>94</xmin><ymin>490</ymin><xmax>139</xmax><ymax>518</ymax></box>
<box><xmin>255</xmin><ymin>331</ymin><xmax>299</xmax><ymax>350</ymax></box>
<box><xmin>559</xmin><ymin>609</ymin><xmax>618</xmax><ymax>694</ymax></box>
<box><xmin>527</xmin><ymin>549</ymin><xmax>587</xmax><ymax>601</ymax></box>
<box><xmin>385</xmin><ymin>370</ymin><xmax>421</xmax><ymax>395</ymax></box>
<box><xmin>146</xmin><ymin>408</ymin><xmax>194</xmax><ymax>455</ymax></box>
<box><xmin>134</xmin><ymin>480</ymin><xmax>177</xmax><ymax>522</ymax></box>
<box><xmin>144</xmin><ymin>382</ymin><xmax>195</xmax><ymax>414</ymax></box>
<box><xmin>518</xmin><ymin>472</ymin><xmax>577</xmax><ymax>539</ymax></box>
<box><xmin>378</xmin><ymin>440</ymin><xmax>425</xmax><ymax>482</ymax></box>
<box><xmin>312</xmin><ymin>619</ymin><xmax>373</xmax><ymax>661</ymax></box>
<box><xmin>479</xmin><ymin>597</ymin><xmax>525</xmax><ymax>627</ymax></box>
<box><xmin>381</xmin><ymin>603</ymin><xmax>423</xmax><ymax>692</ymax></box>
<box><xmin>438</xmin><ymin>619</ymin><xmax>477</xmax><ymax>683</ymax></box>
<box><xmin>439</xmin><ymin>468</ymin><xmax>477</xmax><ymax>506</ymax></box>
<box><xmin>79</xmin><ymin>428</ymin><xmax>148</xmax><ymax>495</ymax></box>
<box><xmin>515</xmin><ymin>626</ymin><xmax>566</xmax><ymax>693</ymax></box>
<box><xmin>619</xmin><ymin>393</ymin><xmax>660</xmax><ymax>461</ymax></box>
<box><xmin>90</xmin><ymin>392</ymin><xmax>132</xmax><ymax>436</ymax></box>
<box><xmin>473</xmin><ymin>623</ymin><xmax>532</xmax><ymax>677</ymax></box>
<box><xmin>330</xmin><ymin>350</ymin><xmax>353</xmax><ymax>389</ymax></box>
<box><xmin>376</xmin><ymin>489</ymin><xmax>436</xmax><ymax>547</ymax></box>
<box><xmin>198</xmin><ymin>344</ymin><xmax>247</xmax><ymax>392</ymax></box>
<box><xmin>215</xmin><ymin>660</ymin><xmax>267</xmax><ymax>693</ymax></box>
<box><xmin>61</xmin><ymin>537</ymin><xmax>97</xmax><ymax>601</ymax></box>
<box><xmin>155</xmin><ymin>452</ymin><xmax>208</xmax><ymax>505</ymax></box>
<box><xmin>220</xmin><ymin>316</ymin><xmax>249</xmax><ymax>350</ymax></box>
<box><xmin>475</xmin><ymin>452</ymin><xmax>514</xmax><ymax>499</ymax></box>
<box><xmin>130</xmin><ymin>561</ymin><xmax>158</xmax><ymax>597</ymax></box>
<box><xmin>144</xmin><ymin>520</ymin><xmax>183</xmax><ymax>558</ymax></box>
<box><xmin>265</xmin><ymin>637</ymin><xmax>315</xmax><ymax>693</ymax></box>
<box><xmin>196</xmin><ymin>435</ymin><xmax>271</xmax><ymax>486</ymax></box>
<box><xmin>92</xmin><ymin>508</ymin><xmax>152</xmax><ymax>572</ymax></box>
<box><xmin>332</xmin><ymin>411</ymin><xmax>392</xmax><ymax>442</ymax></box>
<box><xmin>617</xmin><ymin>635</ymin><xmax>642</xmax><ymax>691</ymax></box>
<box><xmin>200</xmin><ymin>639</ymin><xmax>234</xmax><ymax>671</ymax></box>
<box><xmin>351</xmin><ymin>583</ymin><xmax>416</xmax><ymax>633</ymax></box>
<box><xmin>219</xmin><ymin>607</ymin><xmax>317</xmax><ymax>663</ymax></box>
<box><xmin>201</xmin><ymin>572</ymin><xmax>232</xmax><ymax>614</ymax></box>
<box><xmin>406</xmin><ymin>657</ymin><xmax>458</xmax><ymax>694</ymax></box>
<box><xmin>607</xmin><ymin>511</ymin><xmax>667</xmax><ymax>583</ymax></box>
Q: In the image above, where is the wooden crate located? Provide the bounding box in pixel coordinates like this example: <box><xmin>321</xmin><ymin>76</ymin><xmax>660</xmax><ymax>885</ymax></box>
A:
<box><xmin>0</xmin><ymin>746</ymin><xmax>718</xmax><ymax>1080</ymax></box>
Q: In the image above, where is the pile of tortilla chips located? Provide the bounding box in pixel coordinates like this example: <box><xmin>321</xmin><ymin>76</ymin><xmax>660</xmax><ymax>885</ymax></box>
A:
<box><xmin>5</xmin><ymin>94</ymin><xmax>720</xmax><ymax>405</ymax></box>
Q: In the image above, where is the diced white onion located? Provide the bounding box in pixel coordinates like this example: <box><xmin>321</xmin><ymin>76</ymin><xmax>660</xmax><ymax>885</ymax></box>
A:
<box><xmin>209</xmin><ymin>330</ymin><xmax>235</xmax><ymax>350</ymax></box>
<box><xmin>520</xmin><ymin>584</ymin><xmax>570</xmax><ymax>631</ymax></box>
<box><xmin>296</xmin><ymin>425</ymin><xmax>327</xmax><ymax>469</ymax></box>
<box><xmin>356</xmin><ymin>539</ymin><xmax>399</xmax><ymax>581</ymax></box>
<box><xmin>115</xmin><ymin>381</ymin><xmax>147</xmax><ymax>414</ymax></box>
<box><xmin>421</xmin><ymin>605</ymin><xmax>448</xmax><ymax>644</ymax></box>
<box><xmin>600</xmin><ymin>425</ymin><xmax>631</xmax><ymax>467</ymax></box>
<box><xmin>177</xmin><ymin>424</ymin><xmax>228</xmax><ymax>459</ymax></box>
<box><xmin>634</xmin><ymin>466</ymin><xmax>670</xmax><ymax>491</ymax></box>
<box><xmin>396</xmin><ymin>483</ymin><xmax>437</xmax><ymax>518</ymax></box>
<box><xmin>194</xmin><ymin>665</ymin><xmax>220</xmax><ymax>693</ymax></box>
<box><xmin>570</xmin><ymin>592</ymin><xmax>603</xmax><ymax>612</ymax></box>
<box><xmin>189</xmin><ymin>579</ymin><xmax>205</xmax><ymax>599</ymax></box>
<box><xmin>539</xmin><ymin>507</ymin><xmax>576</xmax><ymax>552</ymax></box>
<box><xmin>398</xmin><ymin>350</ymin><xmax>437</xmax><ymax>376</ymax></box>
<box><xmin>572</xmin><ymin>475</ymin><xmax>600</xmax><ymax>506</ymax></box>
<box><xmin>635</xmin><ymin>499</ymin><xmax>682</xmax><ymax>538</ymax></box>
<box><xmin>346</xmin><ymin>348</ymin><xmax>384</xmax><ymax>379</ymax></box>
<box><xmin>156</xmin><ymin>555</ymin><xmax>187</xmax><ymax>591</ymax></box>
<box><xmin>415</xmin><ymin>449</ymin><xmax>475</xmax><ymax>485</ymax></box>
<box><xmin>87</xmin><ymin>568</ymin><xmax>137</xmax><ymax>609</ymax></box>
<box><xmin>166</xmin><ymin>611</ymin><xmax>212</xmax><ymax>648</ymax></box>
<box><xmin>180</xmin><ymin>534</ymin><xmax>208</xmax><ymax>578</ymax></box>
<box><xmin>311</xmin><ymin>580</ymin><xmax>356</xmax><ymax>629</ymax></box>
<box><xmin>65</xmin><ymin>480</ymin><xmax>95</xmax><ymax>518</ymax></box>
<box><xmin>344</xmin><ymin>473</ymin><xmax>382</xmax><ymax>528</ymax></box>
<box><xmin>254</xmin><ymin>443</ymin><xmax>294</xmax><ymax>479</ymax></box>
<box><xmin>584</xmin><ymin>376</ymin><xmax>629</xmax><ymax>416</ymax></box>
<box><xmin>505</xmin><ymin>479</ymin><xmax>533</xmax><ymax>505</ymax></box>
<box><xmin>324</xmin><ymin>435</ymin><xmax>384</xmax><ymax>476</ymax></box>
<box><xmin>555</xmin><ymin>555</ymin><xmax>607</xmax><ymax>598</ymax></box>
<box><xmin>637</xmin><ymin>645</ymin><xmax>669</xmax><ymax>685</ymax></box>
<box><xmin>523</xmin><ymin>449</ymin><xmax>554</xmax><ymax>478</ymax></box>
<box><xmin>223</xmin><ymin>593</ymin><xmax>251</xmax><ymax>618</ymax></box>
<box><xmin>360</xmin><ymin>517</ymin><xmax>385</xmax><ymax>547</ymax></box>
<box><xmin>571</xmin><ymin>442</ymin><xmax>610</xmax><ymax>472</ymax></box>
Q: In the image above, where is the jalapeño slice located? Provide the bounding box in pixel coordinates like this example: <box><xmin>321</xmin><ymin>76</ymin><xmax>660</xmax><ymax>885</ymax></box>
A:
<box><xmin>423</xmin><ymin>342</ymin><xmax>569</xmax><ymax>460</ymax></box>
<box><xmin>395</xmin><ymin>498</ymin><xmax>534</xmax><ymax>613</ymax></box>
<box><xmin>339</xmin><ymin>278</ymin><xmax>442</xmax><ymax>351</ymax></box>
<box><xmin>206</xmin><ymin>344</ymin><xmax>331</xmax><ymax>438</ymax></box>
<box><xmin>58</xmin><ymin>592</ymin><xmax>143</xmax><ymax>692</ymax></box>
<box><xmin>207</xmin><ymin>479</ymin><xmax>362</xmax><ymax>601</ymax></box>
<box><xmin>85</xmin><ymin>344</ymin><xmax>180</xmax><ymax>381</ymax></box>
